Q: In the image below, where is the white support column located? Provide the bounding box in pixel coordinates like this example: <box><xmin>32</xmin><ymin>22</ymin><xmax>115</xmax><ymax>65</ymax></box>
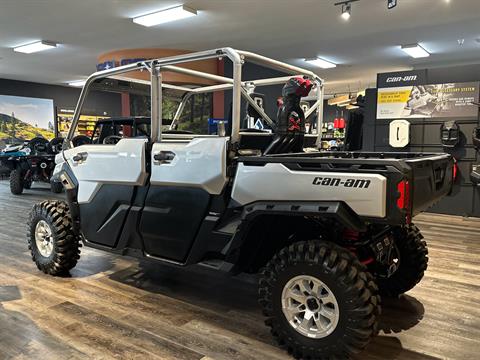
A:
<box><xmin>315</xmin><ymin>80</ymin><xmax>324</xmax><ymax>147</ymax></box>
<box><xmin>151</xmin><ymin>67</ymin><xmax>162</xmax><ymax>143</ymax></box>
<box><xmin>231</xmin><ymin>57</ymin><xmax>243</xmax><ymax>144</ymax></box>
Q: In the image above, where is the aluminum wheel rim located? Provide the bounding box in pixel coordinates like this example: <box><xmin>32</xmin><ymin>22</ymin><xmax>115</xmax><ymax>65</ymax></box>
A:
<box><xmin>281</xmin><ymin>275</ymin><xmax>339</xmax><ymax>339</ymax></box>
<box><xmin>35</xmin><ymin>220</ymin><xmax>54</xmax><ymax>257</ymax></box>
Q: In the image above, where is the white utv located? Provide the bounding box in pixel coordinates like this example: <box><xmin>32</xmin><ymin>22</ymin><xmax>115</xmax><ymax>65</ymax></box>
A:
<box><xmin>27</xmin><ymin>48</ymin><xmax>453</xmax><ymax>359</ymax></box>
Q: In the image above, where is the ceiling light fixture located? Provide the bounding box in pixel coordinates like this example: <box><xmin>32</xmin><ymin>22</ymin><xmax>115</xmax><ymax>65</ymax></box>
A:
<box><xmin>68</xmin><ymin>80</ymin><xmax>86</xmax><ymax>87</ymax></box>
<box><xmin>334</xmin><ymin>0</ymin><xmax>359</xmax><ymax>21</ymax></box>
<box><xmin>387</xmin><ymin>0</ymin><xmax>397</xmax><ymax>9</ymax></box>
<box><xmin>401</xmin><ymin>43</ymin><xmax>430</xmax><ymax>58</ymax></box>
<box><xmin>341</xmin><ymin>3</ymin><xmax>351</xmax><ymax>20</ymax></box>
<box><xmin>132</xmin><ymin>5</ymin><xmax>197</xmax><ymax>27</ymax></box>
<box><xmin>14</xmin><ymin>41</ymin><xmax>57</xmax><ymax>54</ymax></box>
<box><xmin>305</xmin><ymin>57</ymin><xmax>337</xmax><ymax>69</ymax></box>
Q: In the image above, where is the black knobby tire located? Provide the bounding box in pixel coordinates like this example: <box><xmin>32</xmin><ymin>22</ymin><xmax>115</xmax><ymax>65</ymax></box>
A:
<box><xmin>377</xmin><ymin>224</ymin><xmax>428</xmax><ymax>297</ymax></box>
<box><xmin>27</xmin><ymin>200</ymin><xmax>81</xmax><ymax>275</ymax></box>
<box><xmin>259</xmin><ymin>241</ymin><xmax>381</xmax><ymax>359</ymax></box>
<box><xmin>50</xmin><ymin>180</ymin><xmax>63</xmax><ymax>193</ymax></box>
<box><xmin>10</xmin><ymin>169</ymin><xmax>24</xmax><ymax>195</ymax></box>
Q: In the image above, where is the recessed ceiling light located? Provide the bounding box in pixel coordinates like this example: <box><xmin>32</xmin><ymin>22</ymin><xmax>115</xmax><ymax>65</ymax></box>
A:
<box><xmin>305</xmin><ymin>57</ymin><xmax>337</xmax><ymax>69</ymax></box>
<box><xmin>14</xmin><ymin>41</ymin><xmax>57</xmax><ymax>54</ymax></box>
<box><xmin>68</xmin><ymin>80</ymin><xmax>86</xmax><ymax>87</ymax></box>
<box><xmin>401</xmin><ymin>44</ymin><xmax>430</xmax><ymax>58</ymax></box>
<box><xmin>132</xmin><ymin>5</ymin><xmax>197</xmax><ymax>27</ymax></box>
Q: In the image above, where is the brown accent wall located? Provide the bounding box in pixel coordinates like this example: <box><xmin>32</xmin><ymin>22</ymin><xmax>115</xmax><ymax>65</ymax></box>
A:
<box><xmin>212</xmin><ymin>59</ymin><xmax>225</xmax><ymax>119</ymax></box>
<box><xmin>97</xmin><ymin>48</ymin><xmax>218</xmax><ymax>85</ymax></box>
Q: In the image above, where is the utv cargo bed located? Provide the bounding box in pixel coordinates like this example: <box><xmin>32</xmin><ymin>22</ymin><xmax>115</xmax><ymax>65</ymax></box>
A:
<box><xmin>236</xmin><ymin>151</ymin><xmax>454</xmax><ymax>224</ymax></box>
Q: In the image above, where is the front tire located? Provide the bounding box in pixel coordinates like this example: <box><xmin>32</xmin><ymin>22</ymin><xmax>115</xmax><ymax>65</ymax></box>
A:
<box><xmin>10</xmin><ymin>169</ymin><xmax>24</xmax><ymax>195</ymax></box>
<box><xmin>377</xmin><ymin>224</ymin><xmax>428</xmax><ymax>297</ymax></box>
<box><xmin>27</xmin><ymin>200</ymin><xmax>81</xmax><ymax>275</ymax></box>
<box><xmin>259</xmin><ymin>241</ymin><xmax>380</xmax><ymax>359</ymax></box>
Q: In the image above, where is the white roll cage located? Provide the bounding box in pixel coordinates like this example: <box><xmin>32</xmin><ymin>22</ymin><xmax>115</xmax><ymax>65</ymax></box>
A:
<box><xmin>67</xmin><ymin>48</ymin><xmax>324</xmax><ymax>146</ymax></box>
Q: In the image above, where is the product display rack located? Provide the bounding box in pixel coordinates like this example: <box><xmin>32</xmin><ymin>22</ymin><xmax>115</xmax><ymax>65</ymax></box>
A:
<box><xmin>57</xmin><ymin>111</ymin><xmax>109</xmax><ymax>138</ymax></box>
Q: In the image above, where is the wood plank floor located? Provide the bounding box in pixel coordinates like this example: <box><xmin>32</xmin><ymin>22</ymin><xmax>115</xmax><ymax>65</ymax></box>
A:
<box><xmin>0</xmin><ymin>181</ymin><xmax>478</xmax><ymax>360</ymax></box>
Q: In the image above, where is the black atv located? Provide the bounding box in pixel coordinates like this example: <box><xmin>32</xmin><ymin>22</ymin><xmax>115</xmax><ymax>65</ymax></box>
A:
<box><xmin>0</xmin><ymin>137</ymin><xmax>64</xmax><ymax>195</ymax></box>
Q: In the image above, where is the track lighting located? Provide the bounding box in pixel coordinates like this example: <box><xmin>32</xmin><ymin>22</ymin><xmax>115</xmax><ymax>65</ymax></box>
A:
<box><xmin>387</xmin><ymin>0</ymin><xmax>397</xmax><ymax>9</ymax></box>
<box><xmin>335</xmin><ymin>0</ymin><xmax>359</xmax><ymax>21</ymax></box>
<box><xmin>341</xmin><ymin>4</ymin><xmax>351</xmax><ymax>20</ymax></box>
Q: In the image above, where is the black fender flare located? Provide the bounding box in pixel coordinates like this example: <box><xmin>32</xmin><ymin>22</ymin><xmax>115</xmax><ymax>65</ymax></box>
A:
<box><xmin>53</xmin><ymin>162</ymin><xmax>81</xmax><ymax>234</ymax></box>
<box><xmin>223</xmin><ymin>200</ymin><xmax>366</xmax><ymax>271</ymax></box>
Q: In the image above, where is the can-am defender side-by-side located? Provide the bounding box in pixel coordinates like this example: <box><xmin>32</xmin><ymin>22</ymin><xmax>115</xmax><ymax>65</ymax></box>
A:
<box><xmin>27</xmin><ymin>49</ymin><xmax>453</xmax><ymax>359</ymax></box>
<box><xmin>1</xmin><ymin>137</ymin><xmax>65</xmax><ymax>194</ymax></box>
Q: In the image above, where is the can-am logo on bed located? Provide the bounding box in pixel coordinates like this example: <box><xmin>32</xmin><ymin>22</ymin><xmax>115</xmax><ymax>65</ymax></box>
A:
<box><xmin>312</xmin><ymin>177</ymin><xmax>371</xmax><ymax>189</ymax></box>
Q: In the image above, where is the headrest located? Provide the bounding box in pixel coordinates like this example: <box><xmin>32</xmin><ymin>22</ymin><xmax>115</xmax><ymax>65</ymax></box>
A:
<box><xmin>282</xmin><ymin>77</ymin><xmax>313</xmax><ymax>98</ymax></box>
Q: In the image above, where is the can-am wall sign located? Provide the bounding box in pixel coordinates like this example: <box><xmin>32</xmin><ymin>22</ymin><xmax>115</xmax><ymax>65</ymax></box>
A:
<box><xmin>376</xmin><ymin>70</ymin><xmax>479</xmax><ymax>119</ymax></box>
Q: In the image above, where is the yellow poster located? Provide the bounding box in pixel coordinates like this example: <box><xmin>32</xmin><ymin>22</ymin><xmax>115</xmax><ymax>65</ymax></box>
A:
<box><xmin>377</xmin><ymin>82</ymin><xmax>479</xmax><ymax>119</ymax></box>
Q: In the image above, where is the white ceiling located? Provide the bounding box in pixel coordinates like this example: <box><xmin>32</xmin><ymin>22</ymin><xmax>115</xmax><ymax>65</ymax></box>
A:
<box><xmin>0</xmin><ymin>0</ymin><xmax>479</xmax><ymax>94</ymax></box>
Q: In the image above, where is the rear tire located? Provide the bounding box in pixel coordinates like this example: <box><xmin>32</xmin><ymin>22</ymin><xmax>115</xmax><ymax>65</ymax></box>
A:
<box><xmin>377</xmin><ymin>224</ymin><xmax>428</xmax><ymax>297</ymax></box>
<box><xmin>50</xmin><ymin>180</ymin><xmax>63</xmax><ymax>193</ymax></box>
<box><xmin>259</xmin><ymin>241</ymin><xmax>380</xmax><ymax>359</ymax></box>
<box><xmin>27</xmin><ymin>200</ymin><xmax>81</xmax><ymax>275</ymax></box>
<box><xmin>10</xmin><ymin>169</ymin><xmax>24</xmax><ymax>195</ymax></box>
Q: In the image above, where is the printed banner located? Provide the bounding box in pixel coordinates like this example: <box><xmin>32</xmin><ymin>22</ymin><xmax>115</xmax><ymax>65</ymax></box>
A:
<box><xmin>377</xmin><ymin>82</ymin><xmax>479</xmax><ymax>119</ymax></box>
<box><xmin>0</xmin><ymin>95</ymin><xmax>55</xmax><ymax>146</ymax></box>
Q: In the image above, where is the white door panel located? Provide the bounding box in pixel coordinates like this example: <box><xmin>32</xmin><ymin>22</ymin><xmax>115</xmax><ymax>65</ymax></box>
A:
<box><xmin>63</xmin><ymin>138</ymin><xmax>147</xmax><ymax>203</ymax></box>
<box><xmin>151</xmin><ymin>137</ymin><xmax>228</xmax><ymax>195</ymax></box>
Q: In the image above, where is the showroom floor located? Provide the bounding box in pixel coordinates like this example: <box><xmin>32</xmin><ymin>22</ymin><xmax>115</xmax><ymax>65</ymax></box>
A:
<box><xmin>0</xmin><ymin>182</ymin><xmax>478</xmax><ymax>360</ymax></box>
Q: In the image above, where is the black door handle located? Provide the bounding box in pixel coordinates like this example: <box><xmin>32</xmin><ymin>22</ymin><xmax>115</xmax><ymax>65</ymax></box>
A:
<box><xmin>72</xmin><ymin>152</ymin><xmax>88</xmax><ymax>162</ymax></box>
<box><xmin>154</xmin><ymin>151</ymin><xmax>175</xmax><ymax>163</ymax></box>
